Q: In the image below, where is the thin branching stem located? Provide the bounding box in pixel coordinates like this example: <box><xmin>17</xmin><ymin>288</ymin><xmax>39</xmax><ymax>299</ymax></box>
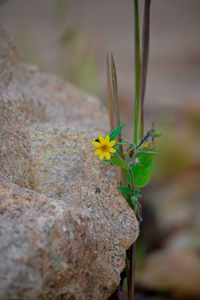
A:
<box><xmin>140</xmin><ymin>0</ymin><xmax>151</xmax><ymax>139</ymax></box>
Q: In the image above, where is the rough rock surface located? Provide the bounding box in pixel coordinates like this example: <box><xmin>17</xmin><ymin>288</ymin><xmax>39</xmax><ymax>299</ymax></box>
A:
<box><xmin>0</xmin><ymin>27</ymin><xmax>139</xmax><ymax>299</ymax></box>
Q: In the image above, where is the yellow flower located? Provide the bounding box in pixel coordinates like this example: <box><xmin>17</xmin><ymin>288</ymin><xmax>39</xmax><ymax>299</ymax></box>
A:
<box><xmin>92</xmin><ymin>135</ymin><xmax>116</xmax><ymax>160</ymax></box>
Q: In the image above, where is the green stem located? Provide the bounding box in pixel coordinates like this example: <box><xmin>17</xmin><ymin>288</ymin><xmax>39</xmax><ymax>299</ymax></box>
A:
<box><xmin>130</xmin><ymin>2</ymin><xmax>141</xmax><ymax>299</ymax></box>
<box><xmin>140</xmin><ymin>0</ymin><xmax>151</xmax><ymax>139</ymax></box>
<box><xmin>129</xmin><ymin>168</ymin><xmax>135</xmax><ymax>198</ymax></box>
<box><xmin>133</xmin><ymin>0</ymin><xmax>141</xmax><ymax>146</ymax></box>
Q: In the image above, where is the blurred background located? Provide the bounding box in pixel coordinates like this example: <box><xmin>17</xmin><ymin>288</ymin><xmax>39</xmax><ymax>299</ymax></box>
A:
<box><xmin>1</xmin><ymin>0</ymin><xmax>200</xmax><ymax>299</ymax></box>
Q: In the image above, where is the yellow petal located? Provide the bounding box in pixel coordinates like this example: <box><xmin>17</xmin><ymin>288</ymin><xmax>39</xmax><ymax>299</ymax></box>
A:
<box><xmin>92</xmin><ymin>141</ymin><xmax>101</xmax><ymax>148</ymax></box>
<box><xmin>109</xmin><ymin>140</ymin><xmax>116</xmax><ymax>147</ymax></box>
<box><xmin>109</xmin><ymin>147</ymin><xmax>116</xmax><ymax>153</ymax></box>
<box><xmin>99</xmin><ymin>152</ymin><xmax>105</xmax><ymax>160</ymax></box>
<box><xmin>99</xmin><ymin>135</ymin><xmax>104</xmax><ymax>144</ymax></box>
<box><xmin>94</xmin><ymin>149</ymin><xmax>101</xmax><ymax>155</ymax></box>
<box><xmin>105</xmin><ymin>152</ymin><xmax>111</xmax><ymax>160</ymax></box>
<box><xmin>104</xmin><ymin>135</ymin><xmax>110</xmax><ymax>144</ymax></box>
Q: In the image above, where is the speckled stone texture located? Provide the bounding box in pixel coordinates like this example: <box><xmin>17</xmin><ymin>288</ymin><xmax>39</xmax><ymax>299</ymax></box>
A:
<box><xmin>0</xmin><ymin>27</ymin><xmax>139</xmax><ymax>300</ymax></box>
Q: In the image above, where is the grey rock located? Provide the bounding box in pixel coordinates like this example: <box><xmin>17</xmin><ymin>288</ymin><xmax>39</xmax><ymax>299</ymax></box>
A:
<box><xmin>0</xmin><ymin>27</ymin><xmax>139</xmax><ymax>299</ymax></box>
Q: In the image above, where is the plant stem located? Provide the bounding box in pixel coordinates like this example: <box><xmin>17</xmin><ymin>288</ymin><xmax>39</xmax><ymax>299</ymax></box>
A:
<box><xmin>140</xmin><ymin>0</ymin><xmax>151</xmax><ymax>139</ymax></box>
<box><xmin>131</xmin><ymin>1</ymin><xmax>141</xmax><ymax>299</ymax></box>
<box><xmin>111</xmin><ymin>54</ymin><xmax>126</xmax><ymax>186</ymax></box>
<box><xmin>111</xmin><ymin>54</ymin><xmax>121</xmax><ymax>134</ymax></box>
<box><xmin>106</xmin><ymin>53</ymin><xmax>115</xmax><ymax>132</ymax></box>
<box><xmin>128</xmin><ymin>165</ymin><xmax>136</xmax><ymax>300</ymax></box>
<box><xmin>133</xmin><ymin>0</ymin><xmax>141</xmax><ymax>146</ymax></box>
<box><xmin>129</xmin><ymin>242</ymin><xmax>136</xmax><ymax>300</ymax></box>
<box><xmin>129</xmin><ymin>168</ymin><xmax>135</xmax><ymax>198</ymax></box>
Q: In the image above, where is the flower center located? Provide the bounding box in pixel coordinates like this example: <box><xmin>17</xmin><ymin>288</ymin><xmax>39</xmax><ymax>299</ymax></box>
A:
<box><xmin>101</xmin><ymin>144</ymin><xmax>109</xmax><ymax>152</ymax></box>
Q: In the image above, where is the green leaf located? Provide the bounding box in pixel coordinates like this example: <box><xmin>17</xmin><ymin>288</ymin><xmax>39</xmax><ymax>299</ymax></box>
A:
<box><xmin>115</xmin><ymin>148</ymin><xmax>120</xmax><ymax>156</ymax></box>
<box><xmin>118</xmin><ymin>186</ymin><xmax>132</xmax><ymax>196</ymax></box>
<box><xmin>132</xmin><ymin>152</ymin><xmax>155</xmax><ymax>188</ymax></box>
<box><xmin>138</xmin><ymin>149</ymin><xmax>157</xmax><ymax>154</ymax></box>
<box><xmin>121</xmin><ymin>137</ymin><xmax>136</xmax><ymax>148</ymax></box>
<box><xmin>134</xmin><ymin>194</ymin><xmax>142</xmax><ymax>199</ymax></box>
<box><xmin>110</xmin><ymin>156</ymin><xmax>129</xmax><ymax>169</ymax></box>
<box><xmin>154</xmin><ymin>129</ymin><xmax>162</xmax><ymax>137</ymax></box>
<box><xmin>131</xmin><ymin>196</ymin><xmax>137</xmax><ymax>205</ymax></box>
<box><xmin>115</xmin><ymin>142</ymin><xmax>130</xmax><ymax>145</ymax></box>
<box><xmin>109</xmin><ymin>123</ymin><xmax>127</xmax><ymax>140</ymax></box>
<box><xmin>134</xmin><ymin>188</ymin><xmax>140</xmax><ymax>194</ymax></box>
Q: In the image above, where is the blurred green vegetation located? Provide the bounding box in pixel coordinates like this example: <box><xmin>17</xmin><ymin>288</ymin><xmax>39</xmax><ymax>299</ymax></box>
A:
<box><xmin>155</xmin><ymin>116</ymin><xmax>199</xmax><ymax>179</ymax></box>
<box><xmin>59</xmin><ymin>28</ymin><xmax>100</xmax><ymax>95</ymax></box>
<box><xmin>14</xmin><ymin>0</ymin><xmax>100</xmax><ymax>97</ymax></box>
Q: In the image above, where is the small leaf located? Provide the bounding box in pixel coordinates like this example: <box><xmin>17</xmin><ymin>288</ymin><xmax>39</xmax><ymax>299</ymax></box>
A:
<box><xmin>122</xmin><ymin>137</ymin><xmax>136</xmax><ymax>148</ymax></box>
<box><xmin>110</xmin><ymin>155</ymin><xmax>129</xmax><ymax>169</ymax></box>
<box><xmin>115</xmin><ymin>148</ymin><xmax>120</xmax><ymax>156</ymax></box>
<box><xmin>154</xmin><ymin>129</ymin><xmax>162</xmax><ymax>137</ymax></box>
<box><xmin>109</xmin><ymin>123</ymin><xmax>127</xmax><ymax>140</ymax></box>
<box><xmin>134</xmin><ymin>194</ymin><xmax>142</xmax><ymax>199</ymax></box>
<box><xmin>118</xmin><ymin>186</ymin><xmax>132</xmax><ymax>196</ymax></box>
<box><xmin>138</xmin><ymin>149</ymin><xmax>157</xmax><ymax>154</ymax></box>
<box><xmin>134</xmin><ymin>188</ymin><xmax>140</xmax><ymax>194</ymax></box>
<box><xmin>132</xmin><ymin>152</ymin><xmax>155</xmax><ymax>188</ymax></box>
<box><xmin>131</xmin><ymin>196</ymin><xmax>137</xmax><ymax>205</ymax></box>
<box><xmin>115</xmin><ymin>142</ymin><xmax>129</xmax><ymax>146</ymax></box>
